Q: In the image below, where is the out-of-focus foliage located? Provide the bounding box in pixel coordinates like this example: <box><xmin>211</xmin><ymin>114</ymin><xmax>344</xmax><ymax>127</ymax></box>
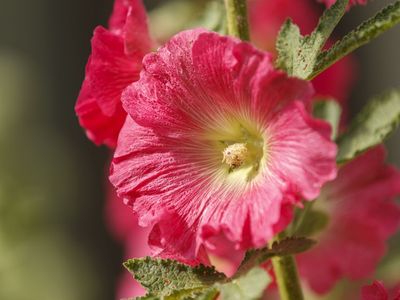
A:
<box><xmin>337</xmin><ymin>89</ymin><xmax>400</xmax><ymax>163</ymax></box>
<box><xmin>0</xmin><ymin>52</ymin><xmax>101</xmax><ymax>300</ymax></box>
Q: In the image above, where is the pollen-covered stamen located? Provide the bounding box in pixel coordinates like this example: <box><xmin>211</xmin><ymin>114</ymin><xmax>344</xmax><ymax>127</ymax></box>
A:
<box><xmin>222</xmin><ymin>143</ymin><xmax>248</xmax><ymax>169</ymax></box>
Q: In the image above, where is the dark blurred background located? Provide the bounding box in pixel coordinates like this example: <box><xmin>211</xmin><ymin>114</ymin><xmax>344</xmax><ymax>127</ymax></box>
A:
<box><xmin>0</xmin><ymin>1</ymin><xmax>399</xmax><ymax>300</ymax></box>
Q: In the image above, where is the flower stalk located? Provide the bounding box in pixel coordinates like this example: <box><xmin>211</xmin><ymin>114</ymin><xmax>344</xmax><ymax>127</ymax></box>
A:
<box><xmin>224</xmin><ymin>0</ymin><xmax>250</xmax><ymax>40</ymax></box>
<box><xmin>272</xmin><ymin>254</ymin><xmax>304</xmax><ymax>300</ymax></box>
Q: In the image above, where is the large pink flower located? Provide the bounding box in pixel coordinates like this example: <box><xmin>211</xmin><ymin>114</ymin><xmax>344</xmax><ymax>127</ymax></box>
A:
<box><xmin>297</xmin><ymin>146</ymin><xmax>400</xmax><ymax>294</ymax></box>
<box><xmin>75</xmin><ymin>0</ymin><xmax>153</xmax><ymax>148</ymax></box>
<box><xmin>110</xmin><ymin>29</ymin><xmax>337</xmax><ymax>262</ymax></box>
<box><xmin>249</xmin><ymin>0</ymin><xmax>356</xmax><ymax>106</ymax></box>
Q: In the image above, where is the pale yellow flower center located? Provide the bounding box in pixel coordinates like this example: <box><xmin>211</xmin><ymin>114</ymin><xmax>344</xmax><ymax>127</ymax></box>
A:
<box><xmin>198</xmin><ymin>111</ymin><xmax>269</xmax><ymax>188</ymax></box>
<box><xmin>222</xmin><ymin>143</ymin><xmax>248</xmax><ymax>169</ymax></box>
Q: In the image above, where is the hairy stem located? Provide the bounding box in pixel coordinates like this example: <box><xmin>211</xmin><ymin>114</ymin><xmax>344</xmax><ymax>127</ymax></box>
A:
<box><xmin>224</xmin><ymin>0</ymin><xmax>250</xmax><ymax>40</ymax></box>
<box><xmin>310</xmin><ymin>0</ymin><xmax>400</xmax><ymax>80</ymax></box>
<box><xmin>271</xmin><ymin>234</ymin><xmax>304</xmax><ymax>300</ymax></box>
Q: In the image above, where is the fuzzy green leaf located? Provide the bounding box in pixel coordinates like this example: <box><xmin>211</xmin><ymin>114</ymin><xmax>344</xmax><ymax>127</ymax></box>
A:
<box><xmin>337</xmin><ymin>89</ymin><xmax>400</xmax><ymax>163</ymax></box>
<box><xmin>275</xmin><ymin>19</ymin><xmax>302</xmax><ymax>75</ymax></box>
<box><xmin>124</xmin><ymin>257</ymin><xmax>226</xmax><ymax>297</ymax></box>
<box><xmin>125</xmin><ymin>257</ymin><xmax>272</xmax><ymax>300</ymax></box>
<box><xmin>131</xmin><ymin>288</ymin><xmax>218</xmax><ymax>300</ymax></box>
<box><xmin>312</xmin><ymin>1</ymin><xmax>400</xmax><ymax>79</ymax></box>
<box><xmin>276</xmin><ymin>0</ymin><xmax>348</xmax><ymax>78</ymax></box>
<box><xmin>167</xmin><ymin>288</ymin><xmax>217</xmax><ymax>300</ymax></box>
<box><xmin>132</xmin><ymin>296</ymin><xmax>160</xmax><ymax>300</ymax></box>
<box><xmin>236</xmin><ymin>237</ymin><xmax>316</xmax><ymax>275</ymax></box>
<box><xmin>219</xmin><ymin>267</ymin><xmax>270</xmax><ymax>300</ymax></box>
<box><xmin>313</xmin><ymin>100</ymin><xmax>342</xmax><ymax>140</ymax></box>
<box><xmin>190</xmin><ymin>289</ymin><xmax>219</xmax><ymax>300</ymax></box>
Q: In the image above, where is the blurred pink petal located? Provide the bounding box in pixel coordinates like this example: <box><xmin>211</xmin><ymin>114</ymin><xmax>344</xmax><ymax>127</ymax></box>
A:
<box><xmin>298</xmin><ymin>147</ymin><xmax>400</xmax><ymax>294</ymax></box>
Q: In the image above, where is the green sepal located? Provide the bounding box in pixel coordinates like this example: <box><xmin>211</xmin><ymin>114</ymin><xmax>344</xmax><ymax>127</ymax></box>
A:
<box><xmin>337</xmin><ymin>89</ymin><xmax>400</xmax><ymax>163</ymax></box>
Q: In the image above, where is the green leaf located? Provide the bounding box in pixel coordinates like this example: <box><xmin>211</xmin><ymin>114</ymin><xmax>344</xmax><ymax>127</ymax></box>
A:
<box><xmin>219</xmin><ymin>267</ymin><xmax>270</xmax><ymax>300</ymax></box>
<box><xmin>337</xmin><ymin>89</ymin><xmax>400</xmax><ymax>163</ymax></box>
<box><xmin>275</xmin><ymin>20</ymin><xmax>302</xmax><ymax>76</ymax></box>
<box><xmin>194</xmin><ymin>1</ymin><xmax>227</xmax><ymax>34</ymax></box>
<box><xmin>293</xmin><ymin>209</ymin><xmax>330</xmax><ymax>237</ymax></box>
<box><xmin>124</xmin><ymin>257</ymin><xmax>226</xmax><ymax>297</ymax></box>
<box><xmin>149</xmin><ymin>0</ymin><xmax>208</xmax><ymax>42</ymax></box>
<box><xmin>130</xmin><ymin>288</ymin><xmax>218</xmax><ymax>300</ymax></box>
<box><xmin>124</xmin><ymin>256</ymin><xmax>271</xmax><ymax>300</ymax></box>
<box><xmin>312</xmin><ymin>1</ymin><xmax>400</xmax><ymax>79</ymax></box>
<box><xmin>236</xmin><ymin>237</ymin><xmax>316</xmax><ymax>275</ymax></box>
<box><xmin>276</xmin><ymin>0</ymin><xmax>348</xmax><ymax>78</ymax></box>
<box><xmin>190</xmin><ymin>288</ymin><xmax>219</xmax><ymax>300</ymax></box>
<box><xmin>166</xmin><ymin>288</ymin><xmax>216</xmax><ymax>300</ymax></box>
<box><xmin>313</xmin><ymin>100</ymin><xmax>342</xmax><ymax>140</ymax></box>
<box><xmin>132</xmin><ymin>296</ymin><xmax>160</xmax><ymax>300</ymax></box>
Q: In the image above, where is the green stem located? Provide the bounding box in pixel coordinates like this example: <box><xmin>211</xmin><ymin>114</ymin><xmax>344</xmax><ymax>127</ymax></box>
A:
<box><xmin>224</xmin><ymin>0</ymin><xmax>250</xmax><ymax>40</ymax></box>
<box><xmin>271</xmin><ymin>233</ymin><xmax>304</xmax><ymax>300</ymax></box>
<box><xmin>272</xmin><ymin>255</ymin><xmax>304</xmax><ymax>300</ymax></box>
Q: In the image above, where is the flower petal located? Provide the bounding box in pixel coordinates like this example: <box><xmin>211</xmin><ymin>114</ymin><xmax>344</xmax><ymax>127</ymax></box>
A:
<box><xmin>267</xmin><ymin>101</ymin><xmax>337</xmax><ymax>200</ymax></box>
<box><xmin>76</xmin><ymin>0</ymin><xmax>153</xmax><ymax>147</ymax></box>
<box><xmin>75</xmin><ymin>76</ymin><xmax>126</xmax><ymax>147</ymax></box>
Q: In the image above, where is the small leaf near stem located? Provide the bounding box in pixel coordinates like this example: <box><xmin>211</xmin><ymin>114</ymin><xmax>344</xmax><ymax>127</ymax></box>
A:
<box><xmin>275</xmin><ymin>0</ymin><xmax>349</xmax><ymax>78</ymax></box>
<box><xmin>224</xmin><ymin>0</ymin><xmax>250</xmax><ymax>41</ymax></box>
<box><xmin>124</xmin><ymin>257</ymin><xmax>272</xmax><ymax>300</ymax></box>
<box><xmin>236</xmin><ymin>237</ymin><xmax>315</xmax><ymax>277</ymax></box>
<box><xmin>124</xmin><ymin>257</ymin><xmax>226</xmax><ymax>297</ymax></box>
<box><xmin>311</xmin><ymin>1</ymin><xmax>400</xmax><ymax>80</ymax></box>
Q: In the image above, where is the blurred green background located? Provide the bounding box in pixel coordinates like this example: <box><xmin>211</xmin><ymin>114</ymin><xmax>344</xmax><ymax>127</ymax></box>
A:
<box><xmin>0</xmin><ymin>1</ymin><xmax>399</xmax><ymax>300</ymax></box>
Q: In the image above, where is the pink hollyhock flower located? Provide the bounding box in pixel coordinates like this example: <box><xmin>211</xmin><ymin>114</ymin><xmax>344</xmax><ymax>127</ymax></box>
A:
<box><xmin>249</xmin><ymin>0</ymin><xmax>356</xmax><ymax>106</ymax></box>
<box><xmin>297</xmin><ymin>146</ymin><xmax>400</xmax><ymax>294</ymax></box>
<box><xmin>75</xmin><ymin>0</ymin><xmax>153</xmax><ymax>148</ymax></box>
<box><xmin>361</xmin><ymin>280</ymin><xmax>400</xmax><ymax>300</ymax></box>
<box><xmin>110</xmin><ymin>29</ymin><xmax>337</xmax><ymax>263</ymax></box>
